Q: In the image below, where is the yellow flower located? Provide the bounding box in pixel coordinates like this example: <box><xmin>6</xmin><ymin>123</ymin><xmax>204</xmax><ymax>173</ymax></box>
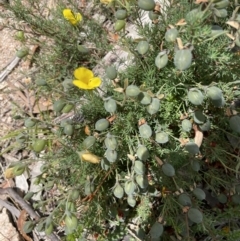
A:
<box><xmin>73</xmin><ymin>67</ymin><xmax>101</xmax><ymax>90</ymax></box>
<box><xmin>100</xmin><ymin>0</ymin><xmax>113</xmax><ymax>4</ymax></box>
<box><xmin>63</xmin><ymin>9</ymin><xmax>82</xmax><ymax>25</ymax></box>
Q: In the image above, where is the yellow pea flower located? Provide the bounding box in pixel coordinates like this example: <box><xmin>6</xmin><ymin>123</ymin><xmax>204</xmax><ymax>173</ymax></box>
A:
<box><xmin>72</xmin><ymin>67</ymin><xmax>101</xmax><ymax>90</ymax></box>
<box><xmin>63</xmin><ymin>9</ymin><xmax>82</xmax><ymax>25</ymax></box>
<box><xmin>100</xmin><ymin>0</ymin><xmax>113</xmax><ymax>4</ymax></box>
<box><xmin>77</xmin><ymin>150</ymin><xmax>101</xmax><ymax>164</ymax></box>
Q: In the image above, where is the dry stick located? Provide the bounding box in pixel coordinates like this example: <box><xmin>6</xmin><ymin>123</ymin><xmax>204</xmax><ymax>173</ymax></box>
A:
<box><xmin>0</xmin><ymin>199</ymin><xmax>21</xmax><ymax>217</ymax></box>
<box><xmin>0</xmin><ymin>57</ymin><xmax>21</xmax><ymax>82</ymax></box>
<box><xmin>193</xmin><ymin>124</ymin><xmax>203</xmax><ymax>147</ymax></box>
<box><xmin>0</xmin><ymin>188</ymin><xmax>61</xmax><ymax>241</ymax></box>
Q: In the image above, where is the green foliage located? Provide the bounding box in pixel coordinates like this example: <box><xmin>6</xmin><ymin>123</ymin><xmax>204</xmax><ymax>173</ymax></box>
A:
<box><xmin>1</xmin><ymin>0</ymin><xmax>240</xmax><ymax>240</ymax></box>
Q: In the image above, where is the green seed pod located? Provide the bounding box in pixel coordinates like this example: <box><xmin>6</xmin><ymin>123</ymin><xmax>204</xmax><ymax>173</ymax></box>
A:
<box><xmin>185</xmin><ymin>142</ymin><xmax>199</xmax><ymax>155</ymax></box>
<box><xmin>155</xmin><ymin>53</ymin><xmax>168</xmax><ymax>69</ymax></box>
<box><xmin>101</xmin><ymin>158</ymin><xmax>110</xmax><ymax>171</ymax></box>
<box><xmin>83</xmin><ymin>136</ymin><xmax>96</xmax><ymax>149</ymax></box>
<box><xmin>23</xmin><ymin>220</ymin><xmax>35</xmax><ymax>234</ymax></box>
<box><xmin>104</xmin><ymin>99</ymin><xmax>117</xmax><ymax>113</ymax></box>
<box><xmin>213</xmin><ymin>0</ymin><xmax>229</xmax><ymax>9</ymax></box>
<box><xmin>24</xmin><ymin>192</ymin><xmax>34</xmax><ymax>201</ymax></box>
<box><xmin>134</xmin><ymin>161</ymin><xmax>146</xmax><ymax>175</ymax></box>
<box><xmin>66</xmin><ymin>201</ymin><xmax>77</xmax><ymax>212</ymax></box>
<box><xmin>138</xmin><ymin>0</ymin><xmax>155</xmax><ymax>11</ymax></box>
<box><xmin>127</xmin><ymin>195</ymin><xmax>136</xmax><ymax>207</ymax></box>
<box><xmin>95</xmin><ymin>119</ymin><xmax>109</xmax><ymax>131</ymax></box>
<box><xmin>137</xmin><ymin>41</ymin><xmax>149</xmax><ymax>55</ymax></box>
<box><xmin>105</xmin><ymin>134</ymin><xmax>117</xmax><ymax>150</ymax></box>
<box><xmin>126</xmin><ymin>85</ymin><xmax>141</xmax><ymax>97</ymax></box>
<box><xmin>64</xmin><ymin>124</ymin><xmax>74</xmax><ymax>136</ymax></box>
<box><xmin>24</xmin><ymin>118</ymin><xmax>36</xmax><ymax>128</ymax></box>
<box><xmin>136</xmin><ymin>145</ymin><xmax>149</xmax><ymax>161</ymax></box>
<box><xmin>15</xmin><ymin>31</ymin><xmax>25</xmax><ymax>42</ymax></box>
<box><xmin>229</xmin><ymin>116</ymin><xmax>240</xmax><ymax>133</ymax></box>
<box><xmin>45</xmin><ymin>222</ymin><xmax>54</xmax><ymax>235</ymax></box>
<box><xmin>211</xmin><ymin>96</ymin><xmax>225</xmax><ymax>107</ymax></box>
<box><xmin>77</xmin><ymin>45</ymin><xmax>89</xmax><ymax>54</ymax></box>
<box><xmin>62</xmin><ymin>104</ymin><xmax>74</xmax><ymax>113</ymax></box>
<box><xmin>188</xmin><ymin>89</ymin><xmax>204</xmax><ymax>106</ymax></box>
<box><xmin>213</xmin><ymin>8</ymin><xmax>228</xmax><ymax>18</ymax></box>
<box><xmin>162</xmin><ymin>163</ymin><xmax>175</xmax><ymax>177</ymax></box>
<box><xmin>165</xmin><ymin>28</ymin><xmax>178</xmax><ymax>42</ymax></box>
<box><xmin>138</xmin><ymin>92</ymin><xmax>152</xmax><ymax>105</ymax></box>
<box><xmin>62</xmin><ymin>78</ymin><xmax>73</xmax><ymax>91</ymax></box>
<box><xmin>155</xmin><ymin>132</ymin><xmax>169</xmax><ymax>144</ymax></box>
<box><xmin>114</xmin><ymin>20</ymin><xmax>126</xmax><ymax>31</ymax></box>
<box><xmin>106</xmin><ymin>66</ymin><xmax>117</xmax><ymax>80</ymax></box>
<box><xmin>113</xmin><ymin>184</ymin><xmax>124</xmax><ymax>199</ymax></box>
<box><xmin>124</xmin><ymin>180</ymin><xmax>136</xmax><ymax>195</ymax></box>
<box><xmin>105</xmin><ymin>149</ymin><xmax>118</xmax><ymax>162</ymax></box>
<box><xmin>12</xmin><ymin>163</ymin><xmax>26</xmax><ymax>176</ymax></box>
<box><xmin>187</xmin><ymin>208</ymin><xmax>203</xmax><ymax>224</ymax></box>
<box><xmin>210</xmin><ymin>25</ymin><xmax>224</xmax><ymax>38</ymax></box>
<box><xmin>65</xmin><ymin>214</ymin><xmax>78</xmax><ymax>232</ymax></box>
<box><xmin>147</xmin><ymin>98</ymin><xmax>160</xmax><ymax>115</ymax></box>
<box><xmin>191</xmin><ymin>160</ymin><xmax>200</xmax><ymax>172</ymax></box>
<box><xmin>84</xmin><ymin>180</ymin><xmax>94</xmax><ymax>195</ymax></box>
<box><xmin>199</xmin><ymin>119</ymin><xmax>211</xmax><ymax>131</ymax></box>
<box><xmin>16</xmin><ymin>47</ymin><xmax>29</xmax><ymax>58</ymax></box>
<box><xmin>115</xmin><ymin>9</ymin><xmax>127</xmax><ymax>20</ymax></box>
<box><xmin>235</xmin><ymin>184</ymin><xmax>240</xmax><ymax>193</ymax></box>
<box><xmin>193</xmin><ymin>188</ymin><xmax>206</xmax><ymax>200</ymax></box>
<box><xmin>53</xmin><ymin>99</ymin><xmax>66</xmax><ymax>112</ymax></box>
<box><xmin>178</xmin><ymin>193</ymin><xmax>192</xmax><ymax>206</ymax></box>
<box><xmin>148</xmin><ymin>11</ymin><xmax>158</xmax><ymax>20</ymax></box>
<box><xmin>185</xmin><ymin>8</ymin><xmax>204</xmax><ymax>24</ymax></box>
<box><xmin>139</xmin><ymin>124</ymin><xmax>152</xmax><ymax>138</ymax></box>
<box><xmin>35</xmin><ymin>78</ymin><xmax>47</xmax><ymax>86</ymax></box>
<box><xmin>174</xmin><ymin>49</ymin><xmax>192</xmax><ymax>70</ymax></box>
<box><xmin>232</xmin><ymin>194</ymin><xmax>240</xmax><ymax>204</ymax></box>
<box><xmin>194</xmin><ymin>110</ymin><xmax>206</xmax><ymax>124</ymax></box>
<box><xmin>218</xmin><ymin>193</ymin><xmax>227</xmax><ymax>203</ymax></box>
<box><xmin>32</xmin><ymin>139</ymin><xmax>46</xmax><ymax>153</ymax></box>
<box><xmin>207</xmin><ymin>86</ymin><xmax>222</xmax><ymax>101</ymax></box>
<box><xmin>149</xmin><ymin>222</ymin><xmax>164</xmax><ymax>239</ymax></box>
<box><xmin>136</xmin><ymin>174</ymin><xmax>148</xmax><ymax>189</ymax></box>
<box><xmin>182</xmin><ymin>119</ymin><xmax>192</xmax><ymax>132</ymax></box>
<box><xmin>69</xmin><ymin>189</ymin><xmax>80</xmax><ymax>201</ymax></box>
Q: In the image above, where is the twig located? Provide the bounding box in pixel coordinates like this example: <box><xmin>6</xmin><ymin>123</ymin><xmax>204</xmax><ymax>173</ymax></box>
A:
<box><xmin>0</xmin><ymin>199</ymin><xmax>20</xmax><ymax>217</ymax></box>
<box><xmin>0</xmin><ymin>188</ymin><xmax>61</xmax><ymax>241</ymax></box>
<box><xmin>0</xmin><ymin>57</ymin><xmax>21</xmax><ymax>82</ymax></box>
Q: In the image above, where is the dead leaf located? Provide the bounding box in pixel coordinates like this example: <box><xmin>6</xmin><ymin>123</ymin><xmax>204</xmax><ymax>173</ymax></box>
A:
<box><xmin>4</xmin><ymin>167</ymin><xmax>15</xmax><ymax>179</ymax></box>
<box><xmin>138</xmin><ymin>118</ymin><xmax>146</xmax><ymax>126</ymax></box>
<box><xmin>176</xmin><ymin>38</ymin><xmax>183</xmax><ymax>50</ymax></box>
<box><xmin>179</xmin><ymin>137</ymin><xmax>189</xmax><ymax>146</ymax></box>
<box><xmin>114</xmin><ymin>87</ymin><xmax>124</xmax><ymax>93</ymax></box>
<box><xmin>182</xmin><ymin>206</ymin><xmax>190</xmax><ymax>213</ymax></box>
<box><xmin>17</xmin><ymin>210</ymin><xmax>32</xmax><ymax>241</ymax></box>
<box><xmin>127</xmin><ymin>154</ymin><xmax>135</xmax><ymax>161</ymax></box>
<box><xmin>154</xmin><ymin>156</ymin><xmax>163</xmax><ymax>166</ymax></box>
<box><xmin>180</xmin><ymin>113</ymin><xmax>188</xmax><ymax>120</ymax></box>
<box><xmin>107</xmin><ymin>115</ymin><xmax>117</xmax><ymax>123</ymax></box>
<box><xmin>176</xmin><ymin>18</ymin><xmax>186</xmax><ymax>26</ymax></box>
<box><xmin>193</xmin><ymin>124</ymin><xmax>203</xmax><ymax>148</ymax></box>
<box><xmin>108</xmin><ymin>32</ymin><xmax>120</xmax><ymax>43</ymax></box>
<box><xmin>195</xmin><ymin>0</ymin><xmax>208</xmax><ymax>3</ymax></box>
<box><xmin>226</xmin><ymin>21</ymin><xmax>240</xmax><ymax>30</ymax></box>
<box><xmin>85</xmin><ymin>125</ymin><xmax>91</xmax><ymax>135</ymax></box>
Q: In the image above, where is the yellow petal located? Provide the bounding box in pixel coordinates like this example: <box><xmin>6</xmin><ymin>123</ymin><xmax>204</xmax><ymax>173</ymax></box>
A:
<box><xmin>63</xmin><ymin>9</ymin><xmax>82</xmax><ymax>25</ymax></box>
<box><xmin>82</xmin><ymin>153</ymin><xmax>101</xmax><ymax>164</ymax></box>
<box><xmin>88</xmin><ymin>77</ymin><xmax>102</xmax><ymax>89</ymax></box>
<box><xmin>63</xmin><ymin>9</ymin><xmax>75</xmax><ymax>20</ymax></box>
<box><xmin>4</xmin><ymin>167</ymin><xmax>15</xmax><ymax>179</ymax></box>
<box><xmin>73</xmin><ymin>80</ymin><xmax>90</xmax><ymax>90</ymax></box>
<box><xmin>74</xmin><ymin>67</ymin><xmax>94</xmax><ymax>83</ymax></box>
